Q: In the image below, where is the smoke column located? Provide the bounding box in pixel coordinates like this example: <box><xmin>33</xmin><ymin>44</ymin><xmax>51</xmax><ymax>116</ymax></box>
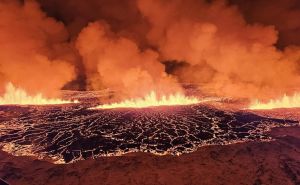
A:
<box><xmin>0</xmin><ymin>0</ymin><xmax>300</xmax><ymax>101</ymax></box>
<box><xmin>76</xmin><ymin>22</ymin><xmax>181</xmax><ymax>98</ymax></box>
<box><xmin>137</xmin><ymin>0</ymin><xmax>300</xmax><ymax>99</ymax></box>
<box><xmin>0</xmin><ymin>0</ymin><xmax>75</xmax><ymax>97</ymax></box>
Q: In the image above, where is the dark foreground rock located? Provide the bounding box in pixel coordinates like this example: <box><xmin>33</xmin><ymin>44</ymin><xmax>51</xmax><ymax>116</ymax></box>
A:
<box><xmin>0</xmin><ymin>126</ymin><xmax>299</xmax><ymax>185</ymax></box>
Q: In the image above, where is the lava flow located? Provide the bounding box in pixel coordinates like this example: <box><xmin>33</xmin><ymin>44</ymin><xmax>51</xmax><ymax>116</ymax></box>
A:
<box><xmin>249</xmin><ymin>93</ymin><xmax>300</xmax><ymax>110</ymax></box>
<box><xmin>93</xmin><ymin>91</ymin><xmax>200</xmax><ymax>109</ymax></box>
<box><xmin>0</xmin><ymin>83</ymin><xmax>78</xmax><ymax>105</ymax></box>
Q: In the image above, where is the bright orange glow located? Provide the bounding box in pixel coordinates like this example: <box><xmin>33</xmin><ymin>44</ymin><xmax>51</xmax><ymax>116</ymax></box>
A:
<box><xmin>0</xmin><ymin>83</ymin><xmax>78</xmax><ymax>105</ymax></box>
<box><xmin>94</xmin><ymin>91</ymin><xmax>201</xmax><ymax>109</ymax></box>
<box><xmin>249</xmin><ymin>93</ymin><xmax>300</xmax><ymax>110</ymax></box>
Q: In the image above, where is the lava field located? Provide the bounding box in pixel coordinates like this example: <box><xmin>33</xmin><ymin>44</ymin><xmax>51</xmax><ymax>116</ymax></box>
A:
<box><xmin>0</xmin><ymin>95</ymin><xmax>299</xmax><ymax>163</ymax></box>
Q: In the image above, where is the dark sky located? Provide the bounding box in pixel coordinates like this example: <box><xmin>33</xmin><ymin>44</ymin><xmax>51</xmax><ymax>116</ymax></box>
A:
<box><xmin>229</xmin><ymin>0</ymin><xmax>300</xmax><ymax>48</ymax></box>
<box><xmin>37</xmin><ymin>0</ymin><xmax>300</xmax><ymax>48</ymax></box>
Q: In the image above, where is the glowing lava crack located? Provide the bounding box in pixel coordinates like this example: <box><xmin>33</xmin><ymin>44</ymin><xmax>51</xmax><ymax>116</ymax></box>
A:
<box><xmin>0</xmin><ymin>101</ymin><xmax>298</xmax><ymax>164</ymax></box>
<box><xmin>93</xmin><ymin>91</ymin><xmax>201</xmax><ymax>109</ymax></box>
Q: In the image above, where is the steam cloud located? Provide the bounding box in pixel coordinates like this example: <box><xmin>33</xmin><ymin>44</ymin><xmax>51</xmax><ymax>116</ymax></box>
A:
<box><xmin>137</xmin><ymin>0</ymin><xmax>300</xmax><ymax>99</ymax></box>
<box><xmin>0</xmin><ymin>0</ymin><xmax>75</xmax><ymax>97</ymax></box>
<box><xmin>75</xmin><ymin>22</ymin><xmax>181</xmax><ymax>97</ymax></box>
<box><xmin>1</xmin><ymin>0</ymin><xmax>300</xmax><ymax>100</ymax></box>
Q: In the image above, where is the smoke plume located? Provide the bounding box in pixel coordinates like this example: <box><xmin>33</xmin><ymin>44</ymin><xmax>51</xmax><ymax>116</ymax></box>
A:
<box><xmin>76</xmin><ymin>22</ymin><xmax>181</xmax><ymax>98</ymax></box>
<box><xmin>0</xmin><ymin>0</ymin><xmax>75</xmax><ymax>96</ymax></box>
<box><xmin>137</xmin><ymin>0</ymin><xmax>300</xmax><ymax>99</ymax></box>
<box><xmin>230</xmin><ymin>0</ymin><xmax>300</xmax><ymax>48</ymax></box>
<box><xmin>1</xmin><ymin>0</ymin><xmax>300</xmax><ymax>100</ymax></box>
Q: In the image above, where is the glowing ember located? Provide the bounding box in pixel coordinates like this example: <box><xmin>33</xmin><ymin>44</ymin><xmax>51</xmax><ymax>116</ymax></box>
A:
<box><xmin>94</xmin><ymin>91</ymin><xmax>200</xmax><ymax>109</ymax></box>
<box><xmin>249</xmin><ymin>93</ymin><xmax>300</xmax><ymax>110</ymax></box>
<box><xmin>0</xmin><ymin>83</ymin><xmax>78</xmax><ymax>105</ymax></box>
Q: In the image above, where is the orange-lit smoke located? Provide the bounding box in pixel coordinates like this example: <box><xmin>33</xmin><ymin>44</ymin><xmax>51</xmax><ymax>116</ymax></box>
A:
<box><xmin>0</xmin><ymin>0</ymin><xmax>75</xmax><ymax>97</ymax></box>
<box><xmin>137</xmin><ymin>0</ymin><xmax>300</xmax><ymax>99</ymax></box>
<box><xmin>76</xmin><ymin>22</ymin><xmax>182</xmax><ymax>98</ymax></box>
<box><xmin>230</xmin><ymin>0</ymin><xmax>300</xmax><ymax>48</ymax></box>
<box><xmin>1</xmin><ymin>0</ymin><xmax>300</xmax><ymax>102</ymax></box>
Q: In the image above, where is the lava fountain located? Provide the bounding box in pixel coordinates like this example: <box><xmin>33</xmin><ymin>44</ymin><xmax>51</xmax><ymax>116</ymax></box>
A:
<box><xmin>93</xmin><ymin>91</ymin><xmax>201</xmax><ymax>109</ymax></box>
<box><xmin>0</xmin><ymin>83</ymin><xmax>78</xmax><ymax>105</ymax></box>
<box><xmin>249</xmin><ymin>93</ymin><xmax>300</xmax><ymax>110</ymax></box>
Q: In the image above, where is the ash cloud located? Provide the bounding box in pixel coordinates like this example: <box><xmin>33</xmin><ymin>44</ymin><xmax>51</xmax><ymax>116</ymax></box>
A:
<box><xmin>0</xmin><ymin>0</ymin><xmax>75</xmax><ymax>97</ymax></box>
<box><xmin>230</xmin><ymin>0</ymin><xmax>300</xmax><ymax>48</ymax></box>
<box><xmin>75</xmin><ymin>22</ymin><xmax>181</xmax><ymax>97</ymax></box>
<box><xmin>137</xmin><ymin>0</ymin><xmax>300</xmax><ymax>99</ymax></box>
<box><xmin>1</xmin><ymin>0</ymin><xmax>300</xmax><ymax>100</ymax></box>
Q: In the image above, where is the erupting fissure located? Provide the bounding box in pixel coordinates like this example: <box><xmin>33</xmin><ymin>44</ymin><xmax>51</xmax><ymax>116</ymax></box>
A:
<box><xmin>249</xmin><ymin>93</ymin><xmax>300</xmax><ymax>110</ymax></box>
<box><xmin>0</xmin><ymin>83</ymin><xmax>78</xmax><ymax>105</ymax></box>
<box><xmin>93</xmin><ymin>91</ymin><xmax>200</xmax><ymax>109</ymax></box>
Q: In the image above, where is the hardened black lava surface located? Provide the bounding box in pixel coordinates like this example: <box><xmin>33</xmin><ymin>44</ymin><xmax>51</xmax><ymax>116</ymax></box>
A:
<box><xmin>0</xmin><ymin>103</ymin><xmax>298</xmax><ymax>163</ymax></box>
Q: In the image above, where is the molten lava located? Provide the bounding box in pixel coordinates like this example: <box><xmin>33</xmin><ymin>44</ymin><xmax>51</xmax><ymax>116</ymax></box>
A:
<box><xmin>94</xmin><ymin>91</ymin><xmax>200</xmax><ymax>109</ymax></box>
<box><xmin>0</xmin><ymin>83</ymin><xmax>78</xmax><ymax>105</ymax></box>
<box><xmin>249</xmin><ymin>93</ymin><xmax>300</xmax><ymax>110</ymax></box>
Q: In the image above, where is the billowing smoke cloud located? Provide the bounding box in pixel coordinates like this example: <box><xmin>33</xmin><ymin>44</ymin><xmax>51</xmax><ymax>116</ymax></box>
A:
<box><xmin>0</xmin><ymin>0</ymin><xmax>75</xmax><ymax>97</ymax></box>
<box><xmin>38</xmin><ymin>0</ymin><xmax>149</xmax><ymax>47</ymax></box>
<box><xmin>76</xmin><ymin>22</ymin><xmax>181</xmax><ymax>98</ymax></box>
<box><xmin>137</xmin><ymin>0</ymin><xmax>300</xmax><ymax>99</ymax></box>
<box><xmin>1</xmin><ymin>0</ymin><xmax>300</xmax><ymax>101</ymax></box>
<box><xmin>230</xmin><ymin>0</ymin><xmax>300</xmax><ymax>48</ymax></box>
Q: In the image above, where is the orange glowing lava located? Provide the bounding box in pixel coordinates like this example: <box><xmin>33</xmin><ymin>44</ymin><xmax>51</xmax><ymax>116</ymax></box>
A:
<box><xmin>94</xmin><ymin>91</ymin><xmax>201</xmax><ymax>109</ymax></box>
<box><xmin>0</xmin><ymin>83</ymin><xmax>78</xmax><ymax>105</ymax></box>
<box><xmin>249</xmin><ymin>93</ymin><xmax>300</xmax><ymax>110</ymax></box>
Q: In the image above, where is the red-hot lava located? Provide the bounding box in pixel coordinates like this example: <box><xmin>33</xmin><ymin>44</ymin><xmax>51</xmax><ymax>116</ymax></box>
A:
<box><xmin>0</xmin><ymin>83</ymin><xmax>78</xmax><ymax>105</ymax></box>
<box><xmin>93</xmin><ymin>91</ymin><xmax>200</xmax><ymax>109</ymax></box>
<box><xmin>1</xmin><ymin>2</ymin><xmax>300</xmax><ymax>185</ymax></box>
<box><xmin>249</xmin><ymin>93</ymin><xmax>300</xmax><ymax>110</ymax></box>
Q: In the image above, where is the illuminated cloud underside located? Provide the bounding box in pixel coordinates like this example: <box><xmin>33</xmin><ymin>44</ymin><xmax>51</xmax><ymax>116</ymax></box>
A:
<box><xmin>0</xmin><ymin>83</ymin><xmax>78</xmax><ymax>105</ymax></box>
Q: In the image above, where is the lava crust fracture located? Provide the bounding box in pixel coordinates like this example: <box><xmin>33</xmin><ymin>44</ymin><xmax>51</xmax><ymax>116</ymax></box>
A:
<box><xmin>0</xmin><ymin>103</ymin><xmax>298</xmax><ymax>163</ymax></box>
